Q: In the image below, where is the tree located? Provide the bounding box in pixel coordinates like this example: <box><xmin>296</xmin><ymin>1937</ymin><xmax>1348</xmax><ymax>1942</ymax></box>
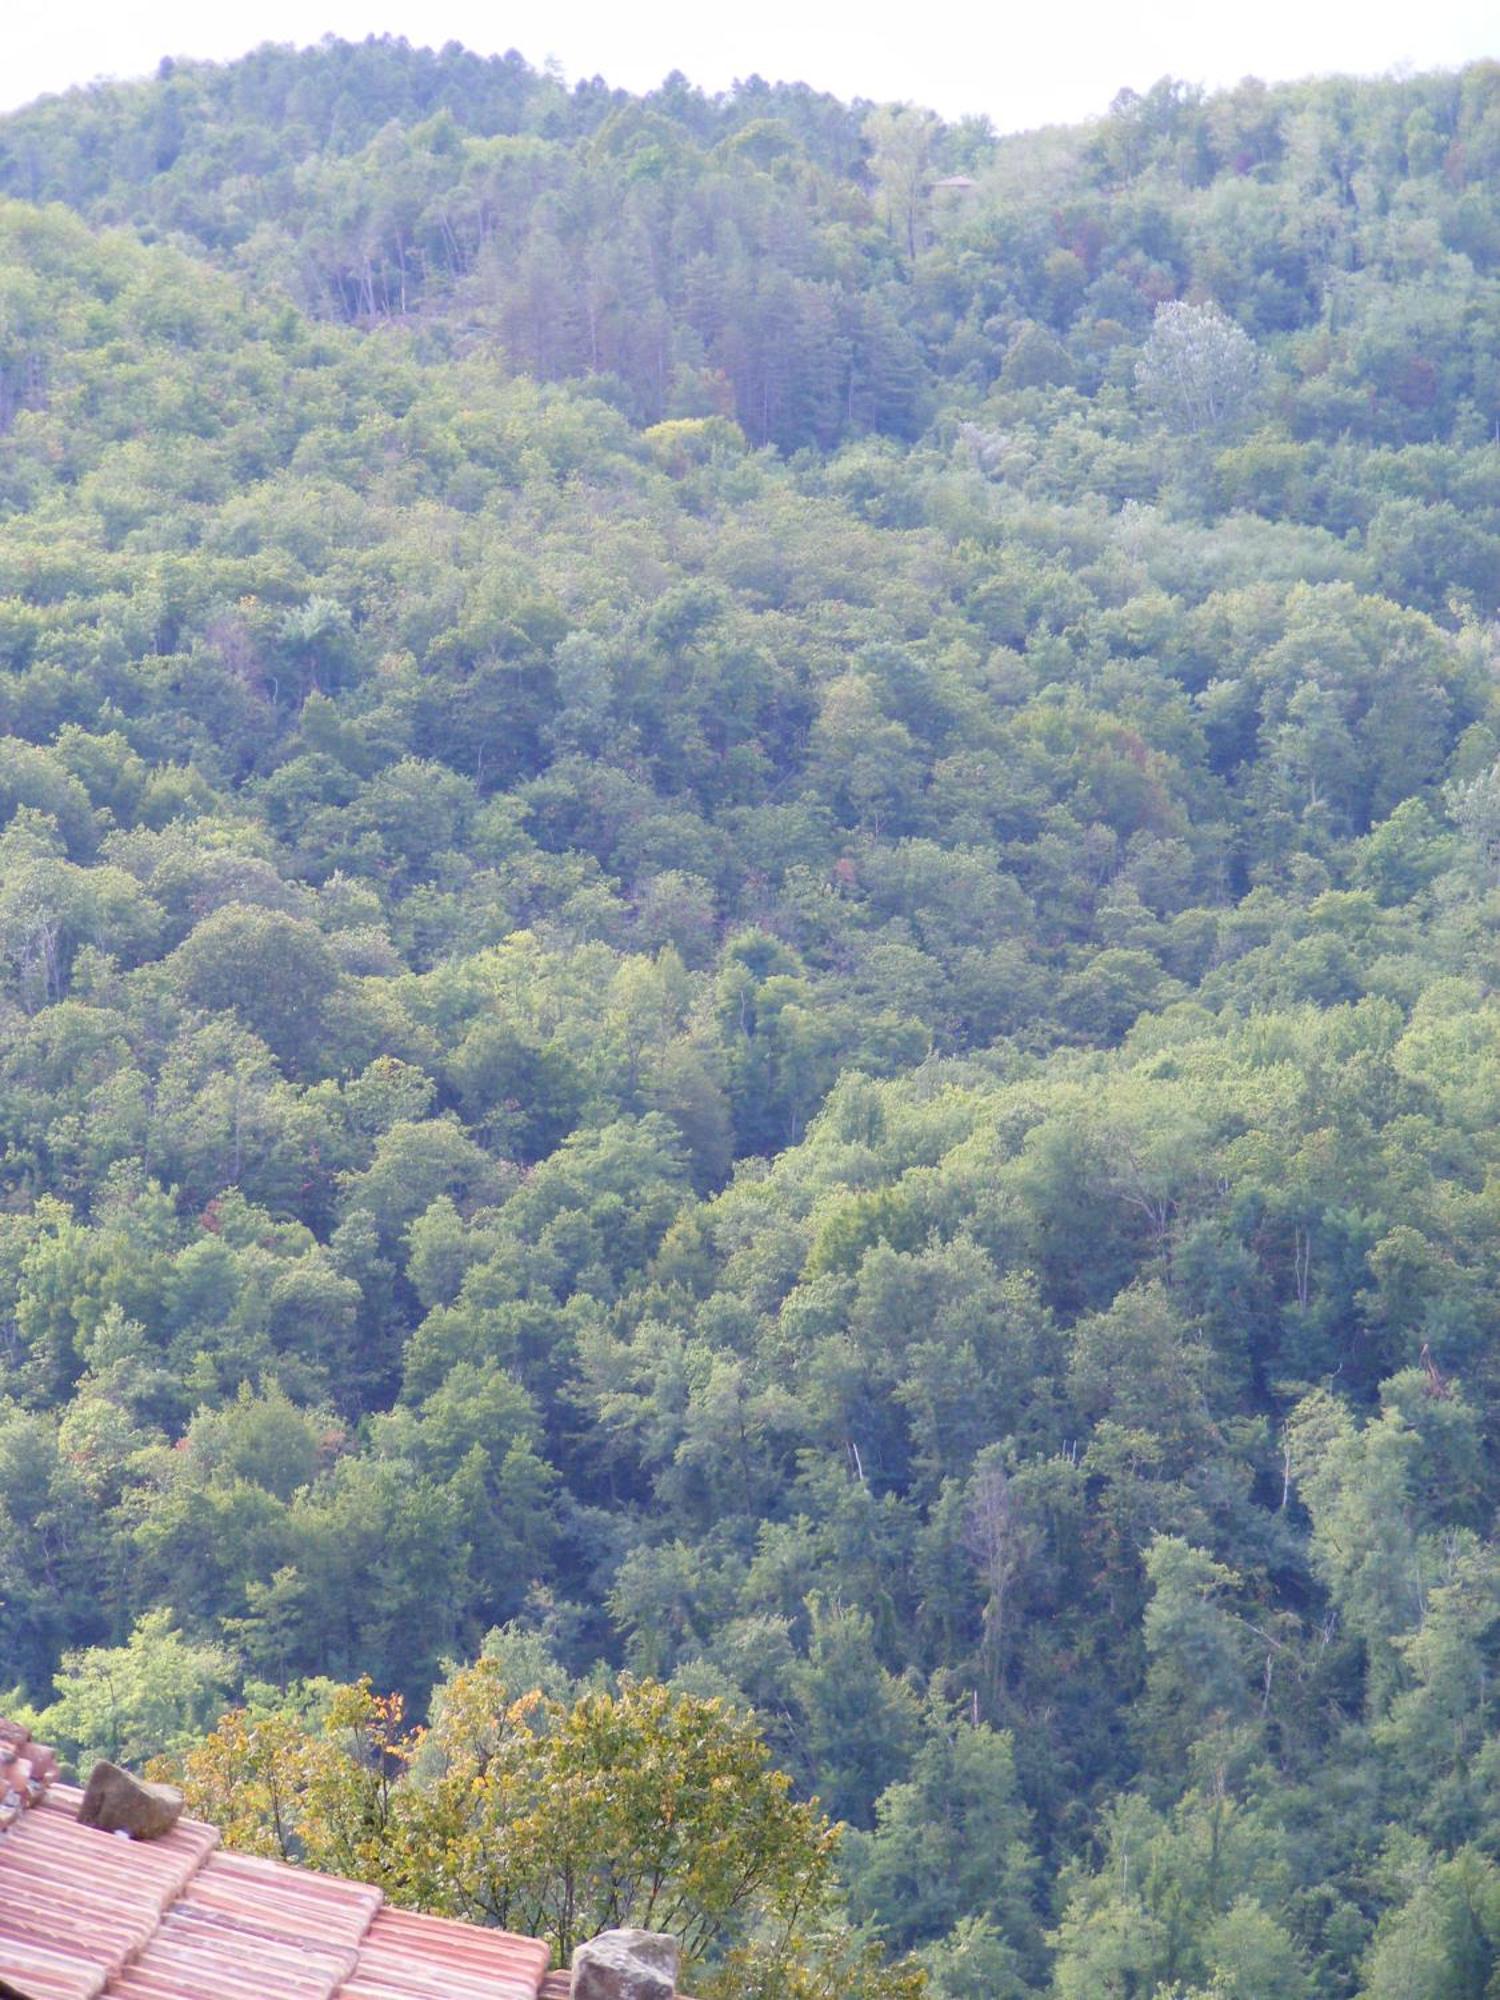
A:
<box><xmin>1445</xmin><ymin>761</ymin><xmax>1500</xmax><ymax>883</ymax></box>
<box><xmin>1201</xmin><ymin>1898</ymin><xmax>1310</xmax><ymax>2000</ymax></box>
<box><xmin>169</xmin><ymin>903</ymin><xmax>341</xmax><ymax>1073</ymax></box>
<box><xmin>1286</xmin><ymin>1391</ymin><xmax>1426</xmax><ymax>1717</ymax></box>
<box><xmin>24</xmin><ymin>1607</ymin><xmax>235</xmax><ymax>1771</ymax></box>
<box><xmin>1137</xmin><ymin>301</ymin><xmax>1261</xmax><ymax>438</ymax></box>
<box><xmin>790</xmin><ymin>1599</ymin><xmax>922</xmax><ymax>1827</ymax></box>
<box><xmin>1360</xmin><ymin>1846</ymin><xmax>1500</xmax><ymax>2000</ymax></box>
<box><xmin>843</xmin><ymin>1707</ymin><xmax>1040</xmax><ymax>1967</ymax></box>
<box><xmin>1137</xmin><ymin>1536</ymin><xmax>1253</xmax><ymax>1774</ymax></box>
<box><xmin>174</xmin><ymin>1668</ymin><xmax>854</xmax><ymax>1978</ymax></box>
<box><xmin>863</xmin><ymin>107</ymin><xmax>939</xmax><ymax>263</ymax></box>
<box><xmin>1374</xmin><ymin>1535</ymin><xmax>1500</xmax><ymax>1845</ymax></box>
<box><xmin>963</xmin><ymin>1452</ymin><xmax>1041</xmax><ymax>1703</ymax></box>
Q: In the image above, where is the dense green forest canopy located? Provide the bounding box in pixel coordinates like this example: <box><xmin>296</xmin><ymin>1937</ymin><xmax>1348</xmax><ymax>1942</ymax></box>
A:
<box><xmin>4</xmin><ymin>35</ymin><xmax>1500</xmax><ymax>1997</ymax></box>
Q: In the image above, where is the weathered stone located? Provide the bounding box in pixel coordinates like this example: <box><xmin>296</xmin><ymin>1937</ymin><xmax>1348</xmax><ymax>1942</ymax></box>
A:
<box><xmin>78</xmin><ymin>1760</ymin><xmax>184</xmax><ymax>1839</ymax></box>
<box><xmin>571</xmin><ymin>1927</ymin><xmax>679</xmax><ymax>2000</ymax></box>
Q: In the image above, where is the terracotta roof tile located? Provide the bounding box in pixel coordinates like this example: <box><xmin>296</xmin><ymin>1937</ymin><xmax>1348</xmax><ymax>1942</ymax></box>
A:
<box><xmin>0</xmin><ymin>1781</ymin><xmax>221</xmax><ymax>1999</ymax></box>
<box><xmin>184</xmin><ymin>1850</ymin><xmax>382</xmax><ymax>1950</ymax></box>
<box><xmin>348</xmin><ymin>1906</ymin><xmax>550</xmax><ymax>1998</ymax></box>
<box><xmin>0</xmin><ymin>1720</ymin><xmax>552</xmax><ymax>2000</ymax></box>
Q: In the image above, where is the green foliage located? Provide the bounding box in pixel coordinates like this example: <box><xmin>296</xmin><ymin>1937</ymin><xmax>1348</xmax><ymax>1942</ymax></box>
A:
<box><xmin>4</xmin><ymin>42</ymin><xmax>1500</xmax><ymax>1998</ymax></box>
<box><xmin>172</xmin><ymin>1669</ymin><xmax>860</xmax><ymax>1982</ymax></box>
<box><xmin>21</xmin><ymin>1607</ymin><xmax>235</xmax><ymax>1771</ymax></box>
<box><xmin>1359</xmin><ymin>1844</ymin><xmax>1500</xmax><ymax>2000</ymax></box>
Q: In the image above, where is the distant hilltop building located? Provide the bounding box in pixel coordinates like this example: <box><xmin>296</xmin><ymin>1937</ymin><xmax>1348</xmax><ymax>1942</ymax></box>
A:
<box><xmin>934</xmin><ymin>174</ymin><xmax>979</xmax><ymax>195</ymax></box>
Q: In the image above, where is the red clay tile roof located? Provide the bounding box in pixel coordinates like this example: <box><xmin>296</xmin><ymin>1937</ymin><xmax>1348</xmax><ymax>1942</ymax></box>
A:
<box><xmin>0</xmin><ymin>1723</ymin><xmax>550</xmax><ymax>2000</ymax></box>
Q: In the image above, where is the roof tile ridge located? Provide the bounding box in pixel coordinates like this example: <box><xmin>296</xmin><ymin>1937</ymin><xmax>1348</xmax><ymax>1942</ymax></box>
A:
<box><xmin>180</xmin><ymin>1809</ymin><xmax>222</xmax><ymax>1882</ymax></box>
<box><xmin>325</xmin><ymin>1859</ymin><xmax>385</xmax><ymax>1999</ymax></box>
<box><xmin>351</xmin><ymin>1871</ymin><xmax>386</xmax><ymax>1946</ymax></box>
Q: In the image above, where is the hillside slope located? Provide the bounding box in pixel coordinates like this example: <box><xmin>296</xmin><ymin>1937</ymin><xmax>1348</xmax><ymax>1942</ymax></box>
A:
<box><xmin>2</xmin><ymin>43</ymin><xmax>1500</xmax><ymax>1999</ymax></box>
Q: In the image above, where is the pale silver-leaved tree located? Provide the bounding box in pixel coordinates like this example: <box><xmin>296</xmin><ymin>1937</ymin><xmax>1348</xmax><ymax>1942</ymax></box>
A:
<box><xmin>1137</xmin><ymin>299</ymin><xmax>1261</xmax><ymax>438</ymax></box>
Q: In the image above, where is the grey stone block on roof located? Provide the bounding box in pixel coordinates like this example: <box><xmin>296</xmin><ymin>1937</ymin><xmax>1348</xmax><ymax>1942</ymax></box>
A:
<box><xmin>77</xmin><ymin>1760</ymin><xmax>185</xmax><ymax>1841</ymax></box>
<box><xmin>571</xmin><ymin>1928</ymin><xmax>680</xmax><ymax>2000</ymax></box>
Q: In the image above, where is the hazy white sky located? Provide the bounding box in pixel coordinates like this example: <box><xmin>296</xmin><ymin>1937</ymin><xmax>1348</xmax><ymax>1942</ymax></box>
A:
<box><xmin>8</xmin><ymin>0</ymin><xmax>1498</xmax><ymax>130</ymax></box>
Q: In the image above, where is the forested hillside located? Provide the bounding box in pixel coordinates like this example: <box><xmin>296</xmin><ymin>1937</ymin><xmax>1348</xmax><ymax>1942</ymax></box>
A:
<box><xmin>3</xmin><ymin>38</ymin><xmax>1500</xmax><ymax>1997</ymax></box>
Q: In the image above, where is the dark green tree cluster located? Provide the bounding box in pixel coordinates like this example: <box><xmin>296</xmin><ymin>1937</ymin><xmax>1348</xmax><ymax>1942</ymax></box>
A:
<box><xmin>8</xmin><ymin>42</ymin><xmax>1500</xmax><ymax>451</ymax></box>
<box><xmin>2</xmin><ymin>42</ymin><xmax>1500</xmax><ymax>2000</ymax></box>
